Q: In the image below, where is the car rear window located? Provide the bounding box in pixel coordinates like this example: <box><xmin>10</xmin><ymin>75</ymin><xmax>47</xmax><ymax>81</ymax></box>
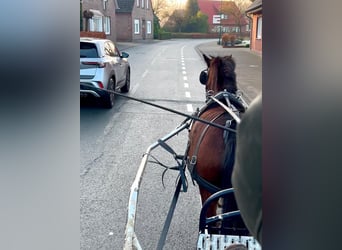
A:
<box><xmin>80</xmin><ymin>42</ymin><xmax>99</xmax><ymax>58</ymax></box>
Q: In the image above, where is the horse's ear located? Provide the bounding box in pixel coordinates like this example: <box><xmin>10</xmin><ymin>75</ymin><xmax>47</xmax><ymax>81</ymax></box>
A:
<box><xmin>203</xmin><ymin>54</ymin><xmax>211</xmax><ymax>67</ymax></box>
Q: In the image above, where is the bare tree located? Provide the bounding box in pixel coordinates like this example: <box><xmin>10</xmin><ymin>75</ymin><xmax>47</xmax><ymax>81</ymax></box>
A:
<box><xmin>152</xmin><ymin>0</ymin><xmax>169</xmax><ymax>17</ymax></box>
<box><xmin>234</xmin><ymin>0</ymin><xmax>253</xmax><ymax>14</ymax></box>
<box><xmin>152</xmin><ymin>0</ymin><xmax>185</xmax><ymax>27</ymax></box>
<box><xmin>222</xmin><ymin>0</ymin><xmax>251</xmax><ymax>38</ymax></box>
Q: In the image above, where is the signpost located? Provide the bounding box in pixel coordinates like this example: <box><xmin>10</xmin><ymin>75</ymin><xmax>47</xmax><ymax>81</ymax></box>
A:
<box><xmin>216</xmin><ymin>0</ymin><xmax>223</xmax><ymax>45</ymax></box>
<box><xmin>213</xmin><ymin>15</ymin><xmax>222</xmax><ymax>45</ymax></box>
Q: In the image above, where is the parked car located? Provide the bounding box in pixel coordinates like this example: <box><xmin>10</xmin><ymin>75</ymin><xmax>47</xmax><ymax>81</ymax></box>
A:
<box><xmin>80</xmin><ymin>37</ymin><xmax>131</xmax><ymax>108</ymax></box>
<box><xmin>241</xmin><ymin>40</ymin><xmax>250</xmax><ymax>48</ymax></box>
<box><xmin>234</xmin><ymin>39</ymin><xmax>242</xmax><ymax>44</ymax></box>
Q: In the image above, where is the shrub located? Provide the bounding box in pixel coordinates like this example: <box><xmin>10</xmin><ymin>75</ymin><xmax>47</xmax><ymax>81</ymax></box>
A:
<box><xmin>221</xmin><ymin>33</ymin><xmax>237</xmax><ymax>47</ymax></box>
<box><xmin>221</xmin><ymin>33</ymin><xmax>230</xmax><ymax>46</ymax></box>
<box><xmin>158</xmin><ymin>31</ymin><xmax>172</xmax><ymax>40</ymax></box>
<box><xmin>229</xmin><ymin>34</ymin><xmax>236</xmax><ymax>45</ymax></box>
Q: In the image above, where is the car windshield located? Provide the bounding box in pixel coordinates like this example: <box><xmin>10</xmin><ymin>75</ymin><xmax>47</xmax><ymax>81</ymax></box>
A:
<box><xmin>80</xmin><ymin>42</ymin><xmax>99</xmax><ymax>58</ymax></box>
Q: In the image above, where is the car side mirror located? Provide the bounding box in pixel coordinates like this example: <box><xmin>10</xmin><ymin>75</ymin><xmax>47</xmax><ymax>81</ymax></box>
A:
<box><xmin>121</xmin><ymin>52</ymin><xmax>129</xmax><ymax>58</ymax></box>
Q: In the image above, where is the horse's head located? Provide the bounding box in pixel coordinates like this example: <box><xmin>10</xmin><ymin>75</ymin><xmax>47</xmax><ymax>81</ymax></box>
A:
<box><xmin>201</xmin><ymin>54</ymin><xmax>237</xmax><ymax>95</ymax></box>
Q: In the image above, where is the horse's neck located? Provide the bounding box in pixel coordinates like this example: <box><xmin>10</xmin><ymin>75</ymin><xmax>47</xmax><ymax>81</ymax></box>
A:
<box><xmin>209</xmin><ymin>82</ymin><xmax>236</xmax><ymax>95</ymax></box>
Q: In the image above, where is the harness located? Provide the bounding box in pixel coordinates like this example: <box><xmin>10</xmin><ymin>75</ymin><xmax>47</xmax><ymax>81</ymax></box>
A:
<box><xmin>186</xmin><ymin>90</ymin><xmax>244</xmax><ymax>194</ymax></box>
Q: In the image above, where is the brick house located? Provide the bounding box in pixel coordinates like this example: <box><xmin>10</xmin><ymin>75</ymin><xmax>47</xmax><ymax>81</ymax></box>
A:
<box><xmin>197</xmin><ymin>0</ymin><xmax>249</xmax><ymax>37</ymax></box>
<box><xmin>245</xmin><ymin>0</ymin><xmax>262</xmax><ymax>54</ymax></box>
<box><xmin>81</xmin><ymin>0</ymin><xmax>118</xmax><ymax>42</ymax></box>
<box><xmin>116</xmin><ymin>0</ymin><xmax>154</xmax><ymax>42</ymax></box>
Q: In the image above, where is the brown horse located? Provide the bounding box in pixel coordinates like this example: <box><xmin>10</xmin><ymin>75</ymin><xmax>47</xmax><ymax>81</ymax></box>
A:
<box><xmin>186</xmin><ymin>54</ymin><xmax>247</xmax><ymax>234</ymax></box>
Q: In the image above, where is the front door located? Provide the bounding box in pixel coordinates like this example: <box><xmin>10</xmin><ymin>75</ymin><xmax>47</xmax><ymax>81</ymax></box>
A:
<box><xmin>142</xmin><ymin>19</ymin><xmax>146</xmax><ymax>40</ymax></box>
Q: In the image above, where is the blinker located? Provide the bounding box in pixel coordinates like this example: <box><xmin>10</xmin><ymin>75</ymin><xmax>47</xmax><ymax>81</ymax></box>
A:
<box><xmin>199</xmin><ymin>69</ymin><xmax>208</xmax><ymax>85</ymax></box>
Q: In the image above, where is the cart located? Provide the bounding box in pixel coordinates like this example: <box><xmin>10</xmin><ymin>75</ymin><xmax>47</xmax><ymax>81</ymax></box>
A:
<box><xmin>122</xmin><ymin>91</ymin><xmax>261</xmax><ymax>250</ymax></box>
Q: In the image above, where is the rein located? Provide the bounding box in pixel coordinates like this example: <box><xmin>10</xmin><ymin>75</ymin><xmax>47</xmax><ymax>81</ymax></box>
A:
<box><xmin>110</xmin><ymin>90</ymin><xmax>237</xmax><ymax>132</ymax></box>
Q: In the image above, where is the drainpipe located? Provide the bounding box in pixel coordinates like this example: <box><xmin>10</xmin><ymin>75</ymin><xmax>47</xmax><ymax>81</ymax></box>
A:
<box><xmin>245</xmin><ymin>12</ymin><xmax>252</xmax><ymax>48</ymax></box>
<box><xmin>218</xmin><ymin>0</ymin><xmax>223</xmax><ymax>45</ymax></box>
<box><xmin>80</xmin><ymin>0</ymin><xmax>83</xmax><ymax>31</ymax></box>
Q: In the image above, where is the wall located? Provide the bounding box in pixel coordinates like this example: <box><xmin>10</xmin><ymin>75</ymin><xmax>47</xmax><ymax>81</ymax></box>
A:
<box><xmin>250</xmin><ymin>14</ymin><xmax>262</xmax><ymax>54</ymax></box>
<box><xmin>131</xmin><ymin>3</ymin><xmax>154</xmax><ymax>41</ymax></box>
<box><xmin>116</xmin><ymin>13</ymin><xmax>133</xmax><ymax>41</ymax></box>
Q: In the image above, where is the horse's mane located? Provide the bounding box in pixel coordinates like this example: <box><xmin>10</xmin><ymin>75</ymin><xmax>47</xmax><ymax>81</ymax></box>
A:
<box><xmin>206</xmin><ymin>55</ymin><xmax>237</xmax><ymax>94</ymax></box>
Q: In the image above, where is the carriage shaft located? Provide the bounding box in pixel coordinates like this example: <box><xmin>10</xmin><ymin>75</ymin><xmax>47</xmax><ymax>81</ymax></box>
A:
<box><xmin>123</xmin><ymin>122</ymin><xmax>190</xmax><ymax>250</ymax></box>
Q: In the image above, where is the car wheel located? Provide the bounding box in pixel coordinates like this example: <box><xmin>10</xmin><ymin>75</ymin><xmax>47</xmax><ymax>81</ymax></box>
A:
<box><xmin>120</xmin><ymin>69</ymin><xmax>130</xmax><ymax>93</ymax></box>
<box><xmin>103</xmin><ymin>78</ymin><xmax>115</xmax><ymax>109</ymax></box>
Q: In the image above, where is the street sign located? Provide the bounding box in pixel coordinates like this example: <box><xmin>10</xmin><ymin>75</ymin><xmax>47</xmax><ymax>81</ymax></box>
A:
<box><xmin>213</xmin><ymin>15</ymin><xmax>221</xmax><ymax>24</ymax></box>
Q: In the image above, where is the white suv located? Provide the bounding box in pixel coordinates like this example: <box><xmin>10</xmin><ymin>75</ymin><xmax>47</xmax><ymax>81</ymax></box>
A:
<box><xmin>80</xmin><ymin>37</ymin><xmax>131</xmax><ymax>108</ymax></box>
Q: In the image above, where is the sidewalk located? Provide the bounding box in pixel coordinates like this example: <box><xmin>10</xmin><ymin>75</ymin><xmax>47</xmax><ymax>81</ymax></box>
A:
<box><xmin>116</xmin><ymin>42</ymin><xmax>140</xmax><ymax>51</ymax></box>
<box><xmin>117</xmin><ymin>39</ymin><xmax>161</xmax><ymax>51</ymax></box>
<box><xmin>195</xmin><ymin>40</ymin><xmax>262</xmax><ymax>58</ymax></box>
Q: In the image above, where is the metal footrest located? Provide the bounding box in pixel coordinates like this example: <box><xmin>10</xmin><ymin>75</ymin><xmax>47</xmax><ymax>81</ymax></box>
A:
<box><xmin>197</xmin><ymin>232</ymin><xmax>261</xmax><ymax>250</ymax></box>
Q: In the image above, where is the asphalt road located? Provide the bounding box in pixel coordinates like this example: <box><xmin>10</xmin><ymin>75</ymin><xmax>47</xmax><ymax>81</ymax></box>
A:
<box><xmin>80</xmin><ymin>39</ymin><xmax>261</xmax><ymax>250</ymax></box>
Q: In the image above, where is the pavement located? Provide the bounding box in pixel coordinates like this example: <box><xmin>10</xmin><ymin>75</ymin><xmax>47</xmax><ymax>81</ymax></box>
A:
<box><xmin>116</xmin><ymin>39</ymin><xmax>161</xmax><ymax>51</ymax></box>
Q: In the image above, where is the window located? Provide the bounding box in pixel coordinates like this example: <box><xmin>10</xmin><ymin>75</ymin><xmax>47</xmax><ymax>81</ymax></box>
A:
<box><xmin>104</xmin><ymin>42</ymin><xmax>118</xmax><ymax>57</ymax></box>
<box><xmin>231</xmin><ymin>27</ymin><xmax>240</xmax><ymax>33</ymax></box>
<box><xmin>134</xmin><ymin>19</ymin><xmax>140</xmax><ymax>34</ymax></box>
<box><xmin>89</xmin><ymin>16</ymin><xmax>103</xmax><ymax>32</ymax></box>
<box><xmin>146</xmin><ymin>0</ymin><xmax>149</xmax><ymax>9</ymax></box>
<box><xmin>246</xmin><ymin>24</ymin><xmax>250</xmax><ymax>32</ymax></box>
<box><xmin>146</xmin><ymin>21</ymin><xmax>152</xmax><ymax>34</ymax></box>
<box><xmin>141</xmin><ymin>0</ymin><xmax>144</xmax><ymax>8</ymax></box>
<box><xmin>104</xmin><ymin>42</ymin><xmax>113</xmax><ymax>56</ymax></box>
<box><xmin>103</xmin><ymin>0</ymin><xmax>108</xmax><ymax>10</ymax></box>
<box><xmin>80</xmin><ymin>42</ymin><xmax>99</xmax><ymax>58</ymax></box>
<box><xmin>136</xmin><ymin>0</ymin><xmax>139</xmax><ymax>7</ymax></box>
<box><xmin>256</xmin><ymin>16</ymin><xmax>262</xmax><ymax>39</ymax></box>
<box><xmin>104</xmin><ymin>16</ymin><xmax>110</xmax><ymax>35</ymax></box>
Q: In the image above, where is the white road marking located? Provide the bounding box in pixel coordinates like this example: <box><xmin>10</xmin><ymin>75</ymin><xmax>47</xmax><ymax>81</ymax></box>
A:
<box><xmin>131</xmin><ymin>82</ymin><xmax>140</xmax><ymax>95</ymax></box>
<box><xmin>181</xmin><ymin>45</ymin><xmax>186</xmax><ymax>57</ymax></box>
<box><xmin>142</xmin><ymin>70</ymin><xmax>148</xmax><ymax>78</ymax></box>
<box><xmin>181</xmin><ymin>45</ymin><xmax>194</xmax><ymax>114</ymax></box>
